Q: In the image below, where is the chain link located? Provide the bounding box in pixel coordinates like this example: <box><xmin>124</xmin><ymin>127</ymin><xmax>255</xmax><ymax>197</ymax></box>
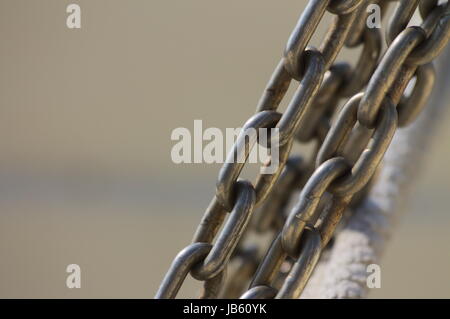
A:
<box><xmin>156</xmin><ymin>0</ymin><xmax>450</xmax><ymax>299</ymax></box>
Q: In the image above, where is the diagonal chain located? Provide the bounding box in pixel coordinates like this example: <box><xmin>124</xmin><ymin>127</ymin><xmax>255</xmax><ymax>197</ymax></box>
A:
<box><xmin>155</xmin><ymin>0</ymin><xmax>450</xmax><ymax>299</ymax></box>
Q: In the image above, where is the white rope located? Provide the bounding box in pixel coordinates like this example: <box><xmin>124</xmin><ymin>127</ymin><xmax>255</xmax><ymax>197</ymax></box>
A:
<box><xmin>301</xmin><ymin>48</ymin><xmax>450</xmax><ymax>299</ymax></box>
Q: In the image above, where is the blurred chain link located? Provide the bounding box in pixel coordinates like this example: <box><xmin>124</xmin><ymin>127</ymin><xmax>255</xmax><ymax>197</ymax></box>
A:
<box><xmin>155</xmin><ymin>0</ymin><xmax>450</xmax><ymax>299</ymax></box>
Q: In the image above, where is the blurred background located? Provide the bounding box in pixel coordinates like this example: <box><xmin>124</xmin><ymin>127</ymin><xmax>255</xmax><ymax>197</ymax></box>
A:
<box><xmin>0</xmin><ymin>0</ymin><xmax>449</xmax><ymax>298</ymax></box>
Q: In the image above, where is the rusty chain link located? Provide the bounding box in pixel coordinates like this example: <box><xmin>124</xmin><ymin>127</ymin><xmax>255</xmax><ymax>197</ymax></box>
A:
<box><xmin>155</xmin><ymin>0</ymin><xmax>450</xmax><ymax>299</ymax></box>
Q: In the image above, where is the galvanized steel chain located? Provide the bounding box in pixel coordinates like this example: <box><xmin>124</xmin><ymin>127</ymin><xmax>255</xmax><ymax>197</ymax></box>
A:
<box><xmin>155</xmin><ymin>0</ymin><xmax>450</xmax><ymax>299</ymax></box>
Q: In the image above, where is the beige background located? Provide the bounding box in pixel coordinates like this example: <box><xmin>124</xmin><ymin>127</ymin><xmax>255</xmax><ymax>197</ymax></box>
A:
<box><xmin>0</xmin><ymin>0</ymin><xmax>449</xmax><ymax>298</ymax></box>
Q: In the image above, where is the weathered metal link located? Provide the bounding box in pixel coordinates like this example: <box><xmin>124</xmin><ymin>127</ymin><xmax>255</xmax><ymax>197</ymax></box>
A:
<box><xmin>317</xmin><ymin>64</ymin><xmax>352</xmax><ymax>105</ymax></box>
<box><xmin>191</xmin><ymin>180</ymin><xmax>255</xmax><ymax>281</ymax></box>
<box><xmin>284</xmin><ymin>0</ymin><xmax>330</xmax><ymax>80</ymax></box>
<box><xmin>276</xmin><ymin>227</ymin><xmax>322</xmax><ymax>299</ymax></box>
<box><xmin>407</xmin><ymin>3</ymin><xmax>450</xmax><ymax>65</ymax></box>
<box><xmin>317</xmin><ymin>194</ymin><xmax>353</xmax><ymax>247</ymax></box>
<box><xmin>296</xmin><ymin>63</ymin><xmax>350</xmax><ymax>142</ymax></box>
<box><xmin>338</xmin><ymin>27</ymin><xmax>382</xmax><ymax>97</ymax></box>
<box><xmin>421</xmin><ymin>2</ymin><xmax>450</xmax><ymax>36</ymax></box>
<box><xmin>320</xmin><ymin>7</ymin><xmax>360</xmax><ymax>70</ymax></box>
<box><xmin>285</xmin><ymin>0</ymin><xmax>363</xmax><ymax>79</ymax></box>
<box><xmin>318</xmin><ymin>94</ymin><xmax>372</xmax><ymax>165</ymax></box>
<box><xmin>327</xmin><ymin>0</ymin><xmax>365</xmax><ymax>15</ymax></box>
<box><xmin>200</xmin><ymin>270</ymin><xmax>226</xmax><ymax>299</ymax></box>
<box><xmin>386</xmin><ymin>0</ymin><xmax>420</xmax><ymax>46</ymax></box>
<box><xmin>254</xmin><ymin>141</ymin><xmax>293</xmax><ymax>206</ymax></box>
<box><xmin>358</xmin><ymin>27</ymin><xmax>426</xmax><ymax>128</ymax></box>
<box><xmin>240</xmin><ymin>285</ymin><xmax>278</xmax><ymax>299</ymax></box>
<box><xmin>318</xmin><ymin>94</ymin><xmax>398</xmax><ymax>196</ymax></box>
<box><xmin>216</xmin><ymin>111</ymin><xmax>280</xmax><ymax>211</ymax></box>
<box><xmin>250</xmin><ymin>233</ymin><xmax>287</xmax><ymax>289</ymax></box>
<box><xmin>252</xmin><ymin>156</ymin><xmax>304</xmax><ymax>233</ymax></box>
<box><xmin>220</xmin><ymin>245</ymin><xmax>259</xmax><ymax>298</ymax></box>
<box><xmin>420</xmin><ymin>0</ymin><xmax>439</xmax><ymax>19</ymax></box>
<box><xmin>359</xmin><ymin>3</ymin><xmax>449</xmax><ymax>128</ymax></box>
<box><xmin>387</xmin><ymin>64</ymin><xmax>418</xmax><ymax>108</ymax></box>
<box><xmin>278</xmin><ymin>49</ymin><xmax>325</xmax><ymax>146</ymax></box>
<box><xmin>281</xmin><ymin>157</ymin><xmax>350</xmax><ymax>258</ymax></box>
<box><xmin>192</xmin><ymin>196</ymin><xmax>227</xmax><ymax>244</ymax></box>
<box><xmin>397</xmin><ymin>63</ymin><xmax>436</xmax><ymax>126</ymax></box>
<box><xmin>345</xmin><ymin>0</ymin><xmax>374</xmax><ymax>47</ymax></box>
<box><xmin>155</xmin><ymin>243</ymin><xmax>212</xmax><ymax>299</ymax></box>
<box><xmin>256</xmin><ymin>58</ymin><xmax>292</xmax><ymax>113</ymax></box>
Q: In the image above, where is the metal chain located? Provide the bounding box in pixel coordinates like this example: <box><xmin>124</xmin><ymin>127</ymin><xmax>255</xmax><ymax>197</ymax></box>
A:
<box><xmin>155</xmin><ymin>0</ymin><xmax>450</xmax><ymax>299</ymax></box>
